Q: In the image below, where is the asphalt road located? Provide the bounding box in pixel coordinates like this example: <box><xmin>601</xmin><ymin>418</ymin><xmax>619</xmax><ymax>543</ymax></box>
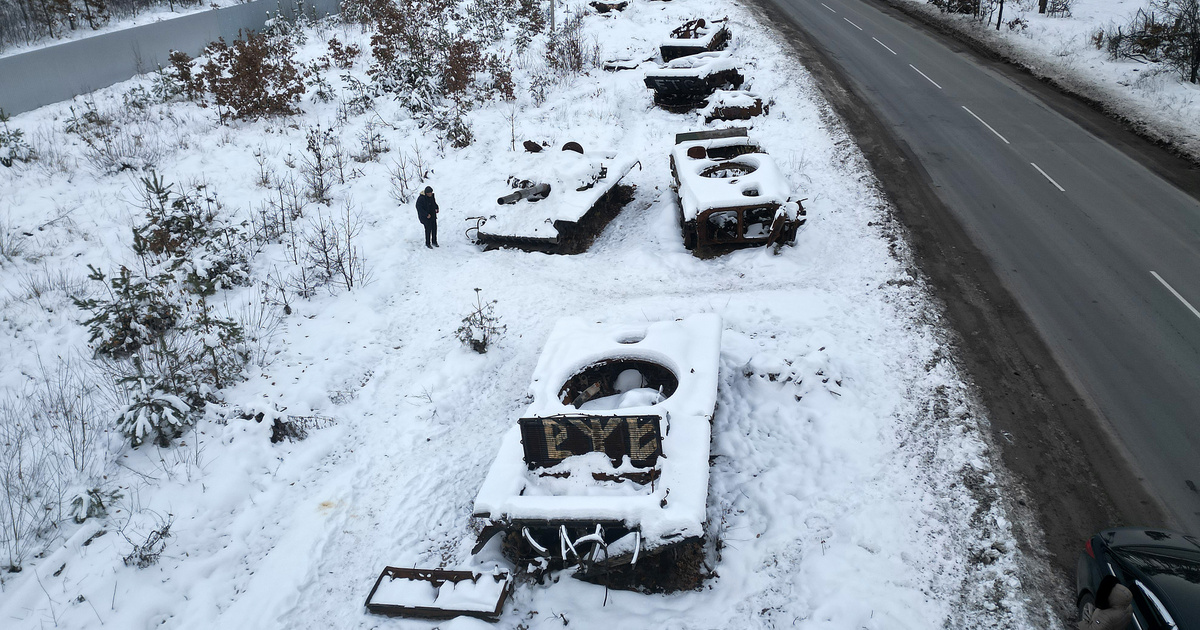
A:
<box><xmin>761</xmin><ymin>0</ymin><xmax>1200</xmax><ymax>533</ymax></box>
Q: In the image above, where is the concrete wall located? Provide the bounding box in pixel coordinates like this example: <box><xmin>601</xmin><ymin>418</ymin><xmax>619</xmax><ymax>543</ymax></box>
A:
<box><xmin>0</xmin><ymin>0</ymin><xmax>340</xmax><ymax>115</ymax></box>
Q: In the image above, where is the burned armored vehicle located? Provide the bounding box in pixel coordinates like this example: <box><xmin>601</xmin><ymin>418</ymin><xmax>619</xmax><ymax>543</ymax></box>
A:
<box><xmin>644</xmin><ymin>52</ymin><xmax>744</xmax><ymax>113</ymax></box>
<box><xmin>660</xmin><ymin>18</ymin><xmax>731</xmax><ymax>62</ymax></box>
<box><xmin>473</xmin><ymin>314</ymin><xmax>722</xmax><ymax>587</ymax></box>
<box><xmin>472</xmin><ymin>144</ymin><xmax>637</xmax><ymax>254</ymax></box>
<box><xmin>670</xmin><ymin>128</ymin><xmax>805</xmax><ymax>251</ymax></box>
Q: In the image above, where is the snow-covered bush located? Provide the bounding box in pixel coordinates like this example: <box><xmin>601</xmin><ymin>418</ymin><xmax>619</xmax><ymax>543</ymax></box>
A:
<box><xmin>455</xmin><ymin>288</ymin><xmax>505</xmax><ymax>353</ymax></box>
<box><xmin>0</xmin><ymin>109</ymin><xmax>36</xmax><ymax>167</ymax></box>
<box><xmin>364</xmin><ymin>0</ymin><xmax>517</xmax><ymax>117</ymax></box>
<box><xmin>327</xmin><ymin>36</ymin><xmax>361</xmax><ymax>69</ymax></box>
<box><xmin>199</xmin><ymin>31</ymin><xmax>307</xmax><ymax>123</ymax></box>
<box><xmin>929</xmin><ymin>0</ymin><xmax>978</xmax><ymax>15</ymax></box>
<box><xmin>300</xmin><ymin>125</ymin><xmax>347</xmax><ymax>203</ymax></box>
<box><xmin>546</xmin><ymin>14</ymin><xmax>601</xmax><ymax>75</ymax></box>
<box><xmin>64</xmin><ymin>99</ymin><xmax>166</xmax><ymax>173</ymax></box>
<box><xmin>433</xmin><ymin>104</ymin><xmax>475</xmax><ymax>148</ymax></box>
<box><xmin>117</xmin><ymin>382</ymin><xmax>193</xmax><ymax>448</ymax></box>
<box><xmin>152</xmin><ymin>50</ymin><xmax>204</xmax><ymax>103</ymax></box>
<box><xmin>70</xmin><ymin>487</ymin><xmax>119</xmax><ymax>524</ymax></box>
<box><xmin>75</xmin><ymin>265</ymin><xmax>182</xmax><ymax>359</ymax></box>
<box><xmin>131</xmin><ymin>174</ymin><xmax>251</xmax><ymax>296</ymax></box>
<box><xmin>1097</xmin><ymin>2</ymin><xmax>1199</xmax><ymax>83</ymax></box>
<box><xmin>1045</xmin><ymin>0</ymin><xmax>1072</xmax><ymax>17</ymax></box>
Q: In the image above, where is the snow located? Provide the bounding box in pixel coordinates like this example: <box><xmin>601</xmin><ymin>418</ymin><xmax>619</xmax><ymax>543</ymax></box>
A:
<box><xmin>370</xmin><ymin>576</ymin><xmax>439</xmax><ymax>607</ymax></box>
<box><xmin>704</xmin><ymin>89</ymin><xmax>763</xmax><ymax>109</ymax></box>
<box><xmin>578</xmin><ymin>386</ymin><xmax>665</xmax><ymax>410</ymax></box>
<box><xmin>473</xmin><ymin>315</ymin><xmax>720</xmax><ymax>547</ymax></box>
<box><xmin>476</xmin><ymin>150</ymin><xmax>638</xmax><ymax>241</ymax></box>
<box><xmin>0</xmin><ymin>0</ymin><xmax>1055</xmax><ymax>628</ymax></box>
<box><xmin>432</xmin><ymin>577</ymin><xmax>506</xmax><ymax>613</ymax></box>
<box><xmin>895</xmin><ymin>0</ymin><xmax>1200</xmax><ymax>159</ymax></box>
<box><xmin>645</xmin><ymin>50</ymin><xmax>741</xmax><ymax>79</ymax></box>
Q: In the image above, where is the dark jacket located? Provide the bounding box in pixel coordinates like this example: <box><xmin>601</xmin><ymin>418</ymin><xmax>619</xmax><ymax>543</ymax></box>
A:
<box><xmin>416</xmin><ymin>193</ymin><xmax>438</xmax><ymax>223</ymax></box>
<box><xmin>1077</xmin><ymin>584</ymin><xmax>1134</xmax><ymax>630</ymax></box>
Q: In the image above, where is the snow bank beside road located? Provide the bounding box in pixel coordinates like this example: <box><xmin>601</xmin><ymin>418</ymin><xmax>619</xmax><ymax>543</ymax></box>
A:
<box><xmin>0</xmin><ymin>0</ymin><xmax>1054</xmax><ymax>627</ymax></box>
<box><xmin>893</xmin><ymin>0</ymin><xmax>1200</xmax><ymax>160</ymax></box>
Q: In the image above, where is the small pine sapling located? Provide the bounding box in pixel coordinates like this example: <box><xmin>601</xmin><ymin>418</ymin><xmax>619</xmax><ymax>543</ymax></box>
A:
<box><xmin>456</xmin><ymin>288</ymin><xmax>506</xmax><ymax>353</ymax></box>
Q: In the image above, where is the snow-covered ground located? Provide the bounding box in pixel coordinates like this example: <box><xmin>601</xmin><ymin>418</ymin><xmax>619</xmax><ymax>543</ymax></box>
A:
<box><xmin>895</xmin><ymin>0</ymin><xmax>1200</xmax><ymax>160</ymax></box>
<box><xmin>0</xmin><ymin>1</ymin><xmax>1056</xmax><ymax>627</ymax></box>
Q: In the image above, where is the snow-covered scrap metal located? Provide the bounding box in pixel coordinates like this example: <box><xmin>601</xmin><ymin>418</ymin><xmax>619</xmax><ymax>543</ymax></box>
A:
<box><xmin>670</xmin><ymin>128</ymin><xmax>806</xmax><ymax>250</ymax></box>
<box><xmin>661</xmin><ymin>19</ymin><xmax>732</xmax><ymax>62</ymax></box>
<box><xmin>364</xmin><ymin>567</ymin><xmax>513</xmax><ymax>621</ymax></box>
<box><xmin>473</xmin><ymin>315</ymin><xmax>722</xmax><ymax>574</ymax></box>
<box><xmin>474</xmin><ymin>145</ymin><xmax>637</xmax><ymax>254</ymax></box>
<box><xmin>644</xmin><ymin>52</ymin><xmax>744</xmax><ymax>112</ymax></box>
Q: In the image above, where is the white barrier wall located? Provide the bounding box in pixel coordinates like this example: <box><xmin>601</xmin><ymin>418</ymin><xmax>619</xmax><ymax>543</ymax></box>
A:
<box><xmin>0</xmin><ymin>0</ymin><xmax>340</xmax><ymax>115</ymax></box>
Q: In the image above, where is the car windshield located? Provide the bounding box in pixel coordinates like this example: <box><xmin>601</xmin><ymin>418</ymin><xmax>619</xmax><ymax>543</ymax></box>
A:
<box><xmin>1114</xmin><ymin>547</ymin><xmax>1200</xmax><ymax>628</ymax></box>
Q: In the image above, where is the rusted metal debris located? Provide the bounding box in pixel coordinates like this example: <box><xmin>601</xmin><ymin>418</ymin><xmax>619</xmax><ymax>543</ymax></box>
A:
<box><xmin>662</xmin><ymin>19</ymin><xmax>732</xmax><ymax>61</ymax></box>
<box><xmin>670</xmin><ymin>127</ymin><xmax>806</xmax><ymax>252</ymax></box>
<box><xmin>497</xmin><ymin>181</ymin><xmax>551</xmax><ymax>205</ymax></box>
<box><xmin>365</xmin><ymin>567</ymin><xmax>513</xmax><ymax>621</ymax></box>
<box><xmin>644</xmin><ymin>52</ymin><xmax>744</xmax><ymax>112</ymax></box>
<box><xmin>603</xmin><ymin>57</ymin><xmax>642</xmax><ymax>72</ymax></box>
<box><xmin>589</xmin><ymin>0</ymin><xmax>628</xmax><ymax>13</ymax></box>
<box><xmin>702</xmin><ymin>90</ymin><xmax>767</xmax><ymax>122</ymax></box>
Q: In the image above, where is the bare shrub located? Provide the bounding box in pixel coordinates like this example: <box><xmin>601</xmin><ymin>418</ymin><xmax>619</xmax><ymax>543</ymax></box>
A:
<box><xmin>199</xmin><ymin>31</ymin><xmax>307</xmax><ymax>123</ymax></box>
<box><xmin>82</xmin><ymin>124</ymin><xmax>165</xmax><ymax>174</ymax></box>
<box><xmin>353</xmin><ymin>119</ymin><xmax>390</xmax><ymax>162</ymax></box>
<box><xmin>388</xmin><ymin>154</ymin><xmax>418</xmax><ymax>203</ymax></box>
<box><xmin>0</xmin><ymin>395</ymin><xmax>63</xmax><ymax>571</ymax></box>
<box><xmin>1045</xmin><ymin>0</ymin><xmax>1072</xmax><ymax>17</ymax></box>
<box><xmin>237</xmin><ymin>284</ymin><xmax>285</xmax><ymax>368</ymax></box>
<box><xmin>1097</xmin><ymin>2</ymin><xmax>1200</xmax><ymax>82</ymax></box>
<box><xmin>0</xmin><ymin>213</ymin><xmax>26</xmax><ymax>263</ymax></box>
<box><xmin>65</xmin><ymin>100</ymin><xmax>163</xmax><ymax>174</ymax></box>
<box><xmin>34</xmin><ymin>355</ymin><xmax>103</xmax><ymax>475</ymax></box>
<box><xmin>121</xmin><ymin>515</ymin><xmax>172</xmax><ymax>568</ymax></box>
<box><xmin>455</xmin><ymin>288</ymin><xmax>505</xmax><ymax>353</ymax></box>
<box><xmin>546</xmin><ymin>14</ymin><xmax>600</xmax><ymax>74</ymax></box>
<box><xmin>302</xmin><ymin>202</ymin><xmax>371</xmax><ymax>291</ymax></box>
<box><xmin>300</xmin><ymin>125</ymin><xmax>345</xmax><ymax>203</ymax></box>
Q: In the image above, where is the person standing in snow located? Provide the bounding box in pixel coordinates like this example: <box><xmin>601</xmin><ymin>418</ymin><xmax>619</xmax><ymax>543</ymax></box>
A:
<box><xmin>1077</xmin><ymin>576</ymin><xmax>1134</xmax><ymax>630</ymax></box>
<box><xmin>416</xmin><ymin>186</ymin><xmax>439</xmax><ymax>248</ymax></box>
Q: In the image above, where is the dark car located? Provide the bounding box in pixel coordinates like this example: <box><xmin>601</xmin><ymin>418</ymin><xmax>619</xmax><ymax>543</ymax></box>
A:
<box><xmin>1077</xmin><ymin>527</ymin><xmax>1200</xmax><ymax>629</ymax></box>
